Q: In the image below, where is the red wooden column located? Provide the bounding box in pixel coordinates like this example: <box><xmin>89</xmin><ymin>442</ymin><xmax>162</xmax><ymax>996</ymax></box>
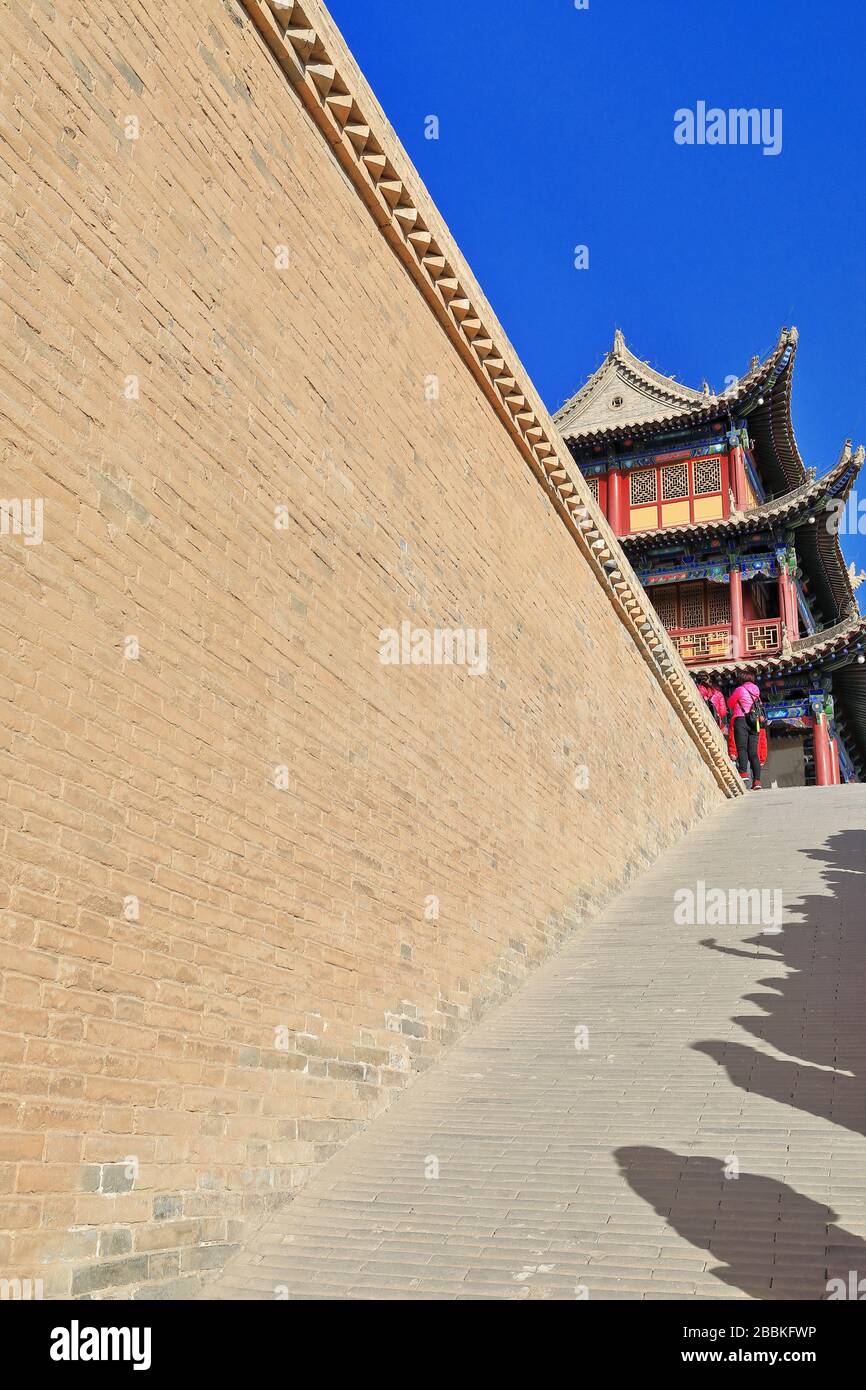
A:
<box><xmin>729</xmin><ymin>565</ymin><xmax>745</xmax><ymax>659</ymax></box>
<box><xmin>787</xmin><ymin>572</ymin><xmax>800</xmax><ymax>641</ymax></box>
<box><xmin>789</xmin><ymin>567</ymin><xmax>800</xmax><ymax>642</ymax></box>
<box><xmin>830</xmin><ymin>738</ymin><xmax>841</xmax><ymax>785</ymax></box>
<box><xmin>776</xmin><ymin>569</ymin><xmax>792</xmax><ymax>638</ymax></box>
<box><xmin>607</xmin><ymin>467</ymin><xmax>625</xmax><ymax>535</ymax></box>
<box><xmin>729</xmin><ymin>440</ymin><xmax>749</xmax><ymax>511</ymax></box>
<box><xmin>776</xmin><ymin>557</ymin><xmax>800</xmax><ymax>643</ymax></box>
<box><xmin>776</xmin><ymin>570</ymin><xmax>787</xmax><ymax>633</ymax></box>
<box><xmin>812</xmin><ymin>708</ymin><xmax>833</xmax><ymax>786</ymax></box>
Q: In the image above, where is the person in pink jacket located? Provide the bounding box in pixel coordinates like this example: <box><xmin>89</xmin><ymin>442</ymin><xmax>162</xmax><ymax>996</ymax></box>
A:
<box><xmin>727</xmin><ymin>679</ymin><xmax>763</xmax><ymax>788</ymax></box>
<box><xmin>697</xmin><ymin>682</ymin><xmax>728</xmax><ymax>732</ymax></box>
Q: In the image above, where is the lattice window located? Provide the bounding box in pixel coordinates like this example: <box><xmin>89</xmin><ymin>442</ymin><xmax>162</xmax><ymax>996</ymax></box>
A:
<box><xmin>706</xmin><ymin>584</ymin><xmax>730</xmax><ymax>625</ymax></box>
<box><xmin>675</xmin><ymin>631</ymin><xmax>711</xmax><ymax>659</ymax></box>
<box><xmin>746</xmin><ymin>621</ymin><xmax>781</xmax><ymax>654</ymax></box>
<box><xmin>585</xmin><ymin>476</ymin><xmax>599</xmax><ymax>503</ymax></box>
<box><xmin>693</xmin><ymin>457</ymin><xmax>722</xmax><ymax>495</ymax></box>
<box><xmin>630</xmin><ymin>469</ymin><xmax>657</xmax><ymax>505</ymax></box>
<box><xmin>671</xmin><ymin>628</ymin><xmax>732</xmax><ymax>662</ymax></box>
<box><xmin>661</xmin><ymin>463</ymin><xmax>688</xmax><ymax>500</ymax></box>
<box><xmin>679</xmin><ymin>582</ymin><xmax>705</xmax><ymax>630</ymax></box>
<box><xmin>654</xmin><ymin>586</ymin><xmax>678</xmax><ymax>630</ymax></box>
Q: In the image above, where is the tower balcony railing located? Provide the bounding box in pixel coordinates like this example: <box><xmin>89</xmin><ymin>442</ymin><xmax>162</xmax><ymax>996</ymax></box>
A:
<box><xmin>668</xmin><ymin>625</ymin><xmax>733</xmax><ymax>662</ymax></box>
<box><xmin>667</xmin><ymin>618</ymin><xmax>782</xmax><ymax>665</ymax></box>
<box><xmin>744</xmin><ymin>618</ymin><xmax>782</xmax><ymax>655</ymax></box>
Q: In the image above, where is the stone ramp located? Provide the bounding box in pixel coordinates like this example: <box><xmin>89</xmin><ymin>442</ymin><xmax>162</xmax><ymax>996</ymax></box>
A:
<box><xmin>201</xmin><ymin>787</ymin><xmax>866</xmax><ymax>1300</ymax></box>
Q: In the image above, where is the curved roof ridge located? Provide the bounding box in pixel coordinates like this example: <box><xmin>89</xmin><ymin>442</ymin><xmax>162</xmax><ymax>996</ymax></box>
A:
<box><xmin>610</xmin><ymin>330</ymin><xmax>710</xmax><ymax>405</ymax></box>
<box><xmin>720</xmin><ymin>326</ymin><xmax>798</xmax><ymax>404</ymax></box>
<box><xmin>791</xmin><ymin>612</ymin><xmax>863</xmax><ymax>653</ymax></box>
<box><xmin>554</xmin><ymin>326</ymin><xmax>799</xmax><ymax>444</ymax></box>
<box><xmin>758</xmin><ymin>437</ymin><xmax>863</xmax><ymax>512</ymax></box>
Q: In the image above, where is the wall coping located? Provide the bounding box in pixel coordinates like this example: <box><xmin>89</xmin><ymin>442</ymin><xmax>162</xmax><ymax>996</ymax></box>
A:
<box><xmin>240</xmin><ymin>0</ymin><xmax>742</xmax><ymax>798</ymax></box>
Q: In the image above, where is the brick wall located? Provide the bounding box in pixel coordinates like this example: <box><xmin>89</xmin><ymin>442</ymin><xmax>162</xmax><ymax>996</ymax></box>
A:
<box><xmin>0</xmin><ymin>0</ymin><xmax>726</xmax><ymax>1298</ymax></box>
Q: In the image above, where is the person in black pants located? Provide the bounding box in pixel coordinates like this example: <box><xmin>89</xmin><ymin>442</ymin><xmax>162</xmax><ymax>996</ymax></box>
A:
<box><xmin>727</xmin><ymin>679</ymin><xmax>763</xmax><ymax>789</ymax></box>
<box><xmin>733</xmin><ymin>713</ymin><xmax>762</xmax><ymax>786</ymax></box>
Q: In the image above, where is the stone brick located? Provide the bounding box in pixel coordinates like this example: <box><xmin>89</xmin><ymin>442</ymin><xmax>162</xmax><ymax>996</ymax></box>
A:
<box><xmin>98</xmin><ymin>1228</ymin><xmax>133</xmax><ymax>1258</ymax></box>
<box><xmin>99</xmin><ymin>1164</ymin><xmax>136</xmax><ymax>1196</ymax></box>
<box><xmin>153</xmin><ymin>1195</ymin><xmax>183</xmax><ymax>1222</ymax></box>
<box><xmin>70</xmin><ymin>1256</ymin><xmax>150</xmax><ymax>1296</ymax></box>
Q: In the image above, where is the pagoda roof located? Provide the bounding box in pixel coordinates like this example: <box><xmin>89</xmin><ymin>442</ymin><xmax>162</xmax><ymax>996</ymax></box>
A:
<box><xmin>796</xmin><ymin>499</ymin><xmax>861</xmax><ymax>627</ymax></box>
<box><xmin>555</xmin><ymin>326</ymin><xmax>806</xmax><ymax>491</ymax></box>
<box><xmin>620</xmin><ymin>442</ymin><xmax>864</xmax><ymax>548</ymax></box>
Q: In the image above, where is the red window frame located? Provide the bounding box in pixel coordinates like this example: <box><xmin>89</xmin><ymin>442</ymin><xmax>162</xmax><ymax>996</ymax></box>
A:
<box><xmin>626</xmin><ymin>452</ymin><xmax>729</xmax><ymax>529</ymax></box>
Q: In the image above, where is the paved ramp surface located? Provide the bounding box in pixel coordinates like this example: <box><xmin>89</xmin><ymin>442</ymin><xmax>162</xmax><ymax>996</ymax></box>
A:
<box><xmin>203</xmin><ymin>787</ymin><xmax>866</xmax><ymax>1300</ymax></box>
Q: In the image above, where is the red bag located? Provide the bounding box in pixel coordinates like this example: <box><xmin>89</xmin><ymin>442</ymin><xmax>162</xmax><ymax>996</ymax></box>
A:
<box><xmin>729</xmin><ymin>719</ymin><xmax>768</xmax><ymax>767</ymax></box>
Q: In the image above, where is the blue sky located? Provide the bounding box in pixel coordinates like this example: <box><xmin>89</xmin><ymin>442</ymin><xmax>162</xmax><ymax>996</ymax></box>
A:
<box><xmin>327</xmin><ymin>0</ymin><xmax>866</xmax><ymax>572</ymax></box>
